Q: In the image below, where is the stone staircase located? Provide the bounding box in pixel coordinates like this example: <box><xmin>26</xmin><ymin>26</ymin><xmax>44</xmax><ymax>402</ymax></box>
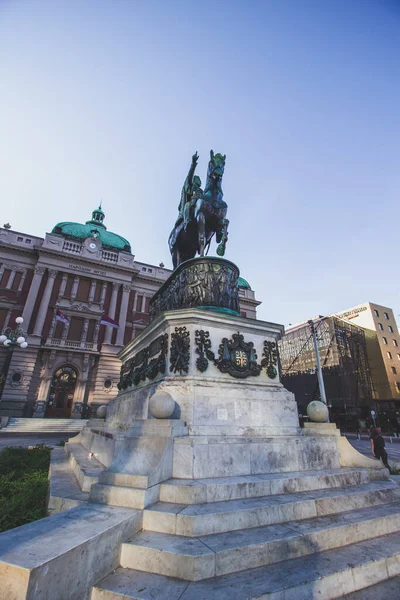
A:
<box><xmin>91</xmin><ymin>468</ymin><xmax>400</xmax><ymax>599</ymax></box>
<box><xmin>0</xmin><ymin>417</ymin><xmax>88</xmax><ymax>433</ymax></box>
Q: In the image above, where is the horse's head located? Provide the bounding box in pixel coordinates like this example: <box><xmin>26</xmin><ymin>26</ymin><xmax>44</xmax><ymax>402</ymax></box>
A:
<box><xmin>208</xmin><ymin>150</ymin><xmax>226</xmax><ymax>181</ymax></box>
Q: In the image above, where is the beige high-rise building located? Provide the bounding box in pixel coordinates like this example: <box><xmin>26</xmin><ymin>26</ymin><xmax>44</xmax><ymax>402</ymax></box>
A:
<box><xmin>333</xmin><ymin>302</ymin><xmax>400</xmax><ymax>403</ymax></box>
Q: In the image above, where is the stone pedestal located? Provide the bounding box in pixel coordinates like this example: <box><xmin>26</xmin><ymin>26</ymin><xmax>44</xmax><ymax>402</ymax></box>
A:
<box><xmin>110</xmin><ymin>308</ymin><xmax>296</xmax><ymax>435</ymax></box>
<box><xmin>83</xmin><ymin>308</ymin><xmax>345</xmax><ymax>484</ymax></box>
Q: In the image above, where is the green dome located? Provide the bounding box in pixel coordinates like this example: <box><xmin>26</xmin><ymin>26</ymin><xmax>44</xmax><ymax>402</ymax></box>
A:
<box><xmin>238</xmin><ymin>276</ymin><xmax>251</xmax><ymax>289</ymax></box>
<box><xmin>52</xmin><ymin>206</ymin><xmax>131</xmax><ymax>253</ymax></box>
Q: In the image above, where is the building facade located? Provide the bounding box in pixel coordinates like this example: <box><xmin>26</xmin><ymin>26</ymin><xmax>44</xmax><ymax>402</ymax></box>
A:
<box><xmin>279</xmin><ymin>302</ymin><xmax>400</xmax><ymax>430</ymax></box>
<box><xmin>333</xmin><ymin>303</ymin><xmax>400</xmax><ymax>408</ymax></box>
<box><xmin>0</xmin><ymin>209</ymin><xmax>259</xmax><ymax>418</ymax></box>
<box><xmin>279</xmin><ymin>316</ymin><xmax>373</xmax><ymax>429</ymax></box>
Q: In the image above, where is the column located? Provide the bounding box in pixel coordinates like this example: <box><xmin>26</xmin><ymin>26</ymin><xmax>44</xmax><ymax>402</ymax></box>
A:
<box><xmin>93</xmin><ymin>320</ymin><xmax>100</xmax><ymax>345</ymax></box>
<box><xmin>6</xmin><ymin>268</ymin><xmax>17</xmax><ymax>290</ymax></box>
<box><xmin>59</xmin><ymin>273</ymin><xmax>68</xmax><ymax>296</ymax></box>
<box><xmin>17</xmin><ymin>269</ymin><xmax>27</xmax><ymax>292</ymax></box>
<box><xmin>116</xmin><ymin>285</ymin><xmax>130</xmax><ymax>345</ymax></box>
<box><xmin>133</xmin><ymin>292</ymin><xmax>138</xmax><ymax>312</ymax></box>
<box><xmin>0</xmin><ymin>265</ymin><xmax>4</xmax><ymax>281</ymax></box>
<box><xmin>104</xmin><ymin>283</ymin><xmax>119</xmax><ymax>344</ymax></box>
<box><xmin>33</xmin><ymin>270</ymin><xmax>57</xmax><ymax>336</ymax></box>
<box><xmin>3</xmin><ymin>309</ymin><xmax>12</xmax><ymax>330</ymax></box>
<box><xmin>88</xmin><ymin>280</ymin><xmax>97</xmax><ymax>302</ymax></box>
<box><xmin>61</xmin><ymin>319</ymin><xmax>70</xmax><ymax>340</ymax></box>
<box><xmin>49</xmin><ymin>310</ymin><xmax>57</xmax><ymax>339</ymax></box>
<box><xmin>22</xmin><ymin>266</ymin><xmax>46</xmax><ymax>330</ymax></box>
<box><xmin>81</xmin><ymin>318</ymin><xmax>90</xmax><ymax>344</ymax></box>
<box><xmin>70</xmin><ymin>276</ymin><xmax>79</xmax><ymax>300</ymax></box>
<box><xmin>100</xmin><ymin>281</ymin><xmax>107</xmax><ymax>304</ymax></box>
<box><xmin>141</xmin><ymin>294</ymin><xmax>147</xmax><ymax>313</ymax></box>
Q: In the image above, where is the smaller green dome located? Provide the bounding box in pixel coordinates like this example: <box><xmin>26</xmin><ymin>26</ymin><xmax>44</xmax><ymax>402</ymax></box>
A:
<box><xmin>52</xmin><ymin>206</ymin><xmax>131</xmax><ymax>252</ymax></box>
<box><xmin>238</xmin><ymin>276</ymin><xmax>251</xmax><ymax>289</ymax></box>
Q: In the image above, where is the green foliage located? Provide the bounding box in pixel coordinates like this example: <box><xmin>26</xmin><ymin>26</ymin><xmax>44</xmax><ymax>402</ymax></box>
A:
<box><xmin>55</xmin><ymin>440</ymin><xmax>67</xmax><ymax>447</ymax></box>
<box><xmin>0</xmin><ymin>445</ymin><xmax>50</xmax><ymax>533</ymax></box>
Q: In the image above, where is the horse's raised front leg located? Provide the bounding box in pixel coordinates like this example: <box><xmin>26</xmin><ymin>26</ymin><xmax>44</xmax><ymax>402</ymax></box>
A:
<box><xmin>197</xmin><ymin>212</ymin><xmax>206</xmax><ymax>257</ymax></box>
<box><xmin>216</xmin><ymin>218</ymin><xmax>229</xmax><ymax>257</ymax></box>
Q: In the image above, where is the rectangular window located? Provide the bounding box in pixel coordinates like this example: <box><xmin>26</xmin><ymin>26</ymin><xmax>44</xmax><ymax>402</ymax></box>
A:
<box><xmin>374</xmin><ymin>309</ymin><xmax>379</xmax><ymax>317</ymax></box>
<box><xmin>389</xmin><ymin>326</ymin><xmax>394</xmax><ymax>333</ymax></box>
<box><xmin>67</xmin><ymin>317</ymin><xmax>84</xmax><ymax>341</ymax></box>
<box><xmin>392</xmin><ymin>367</ymin><xmax>397</xmax><ymax>374</ymax></box>
<box><xmin>384</xmin><ymin>312</ymin><xmax>389</xmax><ymax>319</ymax></box>
<box><xmin>382</xmin><ymin>337</ymin><xmax>388</xmax><ymax>344</ymax></box>
<box><xmin>76</xmin><ymin>278</ymin><xmax>90</xmax><ymax>301</ymax></box>
<box><xmin>94</xmin><ymin>281</ymin><xmax>102</xmax><ymax>302</ymax></box>
<box><xmin>378</xmin><ymin>323</ymin><xmax>383</xmax><ymax>330</ymax></box>
<box><xmin>64</xmin><ymin>275</ymin><xmax>73</xmax><ymax>297</ymax></box>
<box><xmin>25</xmin><ymin>239</ymin><xmax>31</xmax><ymax>244</ymax></box>
<box><xmin>17</xmin><ymin>236</ymin><xmax>23</xmax><ymax>242</ymax></box>
<box><xmin>0</xmin><ymin>269</ymin><xmax>11</xmax><ymax>288</ymax></box>
<box><xmin>387</xmin><ymin>351</ymin><xmax>392</xmax><ymax>359</ymax></box>
<box><xmin>148</xmin><ymin>268</ymin><xmax>153</xmax><ymax>273</ymax></box>
<box><xmin>11</xmin><ymin>272</ymin><xmax>22</xmax><ymax>291</ymax></box>
<box><xmin>86</xmin><ymin>320</ymin><xmax>95</xmax><ymax>343</ymax></box>
<box><xmin>136</xmin><ymin>295</ymin><xmax>143</xmax><ymax>312</ymax></box>
<box><xmin>394</xmin><ymin>339</ymin><xmax>398</xmax><ymax>347</ymax></box>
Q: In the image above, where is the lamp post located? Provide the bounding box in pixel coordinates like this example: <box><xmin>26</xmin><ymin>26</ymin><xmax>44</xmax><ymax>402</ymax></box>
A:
<box><xmin>0</xmin><ymin>317</ymin><xmax>28</xmax><ymax>399</ymax></box>
<box><xmin>308</xmin><ymin>319</ymin><xmax>329</xmax><ymax>422</ymax></box>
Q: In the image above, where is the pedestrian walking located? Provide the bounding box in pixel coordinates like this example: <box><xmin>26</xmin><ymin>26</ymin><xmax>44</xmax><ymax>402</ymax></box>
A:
<box><xmin>370</xmin><ymin>427</ymin><xmax>389</xmax><ymax>469</ymax></box>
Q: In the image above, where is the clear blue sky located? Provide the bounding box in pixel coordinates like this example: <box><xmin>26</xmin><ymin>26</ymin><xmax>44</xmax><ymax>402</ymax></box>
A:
<box><xmin>1</xmin><ymin>0</ymin><xmax>399</xmax><ymax>325</ymax></box>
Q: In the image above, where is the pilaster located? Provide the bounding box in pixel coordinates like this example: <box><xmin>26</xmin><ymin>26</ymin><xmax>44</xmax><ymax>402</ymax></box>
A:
<box><xmin>33</xmin><ymin>270</ymin><xmax>57</xmax><ymax>337</ymax></box>
<box><xmin>22</xmin><ymin>266</ymin><xmax>46</xmax><ymax>331</ymax></box>
<box><xmin>104</xmin><ymin>283</ymin><xmax>119</xmax><ymax>344</ymax></box>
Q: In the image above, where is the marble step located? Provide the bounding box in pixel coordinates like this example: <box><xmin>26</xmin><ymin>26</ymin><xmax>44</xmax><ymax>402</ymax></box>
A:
<box><xmin>65</xmin><ymin>441</ymin><xmax>105</xmax><ymax>491</ymax></box>
<box><xmin>143</xmin><ymin>481</ymin><xmax>400</xmax><ymax>536</ymax></box>
<box><xmin>90</xmin><ymin>483</ymin><xmax>160</xmax><ymax>509</ymax></box>
<box><xmin>159</xmin><ymin>468</ymin><xmax>371</xmax><ymax>505</ymax></box>
<box><xmin>121</xmin><ymin>502</ymin><xmax>400</xmax><ymax>580</ymax></box>
<box><xmin>91</xmin><ymin>531</ymin><xmax>400</xmax><ymax>600</ymax></box>
<box><xmin>1</xmin><ymin>417</ymin><xmax>88</xmax><ymax>432</ymax></box>
<box><xmin>339</xmin><ymin>574</ymin><xmax>400</xmax><ymax>598</ymax></box>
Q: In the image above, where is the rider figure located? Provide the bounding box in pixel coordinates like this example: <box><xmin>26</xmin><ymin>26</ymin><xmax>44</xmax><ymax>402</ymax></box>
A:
<box><xmin>176</xmin><ymin>152</ymin><xmax>203</xmax><ymax>231</ymax></box>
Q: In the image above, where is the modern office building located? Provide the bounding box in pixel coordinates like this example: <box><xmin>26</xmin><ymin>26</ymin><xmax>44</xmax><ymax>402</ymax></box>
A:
<box><xmin>0</xmin><ymin>209</ymin><xmax>259</xmax><ymax>418</ymax></box>
<box><xmin>333</xmin><ymin>303</ymin><xmax>400</xmax><ymax>406</ymax></box>
<box><xmin>279</xmin><ymin>316</ymin><xmax>374</xmax><ymax>429</ymax></box>
<box><xmin>279</xmin><ymin>302</ymin><xmax>400</xmax><ymax>430</ymax></box>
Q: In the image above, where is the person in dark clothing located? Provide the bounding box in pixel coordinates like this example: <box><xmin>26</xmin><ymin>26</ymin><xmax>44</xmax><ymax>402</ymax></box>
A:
<box><xmin>370</xmin><ymin>427</ymin><xmax>389</xmax><ymax>469</ymax></box>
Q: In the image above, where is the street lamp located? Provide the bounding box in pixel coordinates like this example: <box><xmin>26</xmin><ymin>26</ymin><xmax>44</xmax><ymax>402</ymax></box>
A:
<box><xmin>0</xmin><ymin>317</ymin><xmax>28</xmax><ymax>398</ymax></box>
<box><xmin>0</xmin><ymin>317</ymin><xmax>28</xmax><ymax>349</ymax></box>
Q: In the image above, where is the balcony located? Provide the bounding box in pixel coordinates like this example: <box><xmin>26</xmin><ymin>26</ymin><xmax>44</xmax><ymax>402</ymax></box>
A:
<box><xmin>44</xmin><ymin>338</ymin><xmax>98</xmax><ymax>352</ymax></box>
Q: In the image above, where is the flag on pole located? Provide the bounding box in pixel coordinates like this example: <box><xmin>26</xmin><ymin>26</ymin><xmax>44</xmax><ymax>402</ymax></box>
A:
<box><xmin>100</xmin><ymin>314</ymin><xmax>119</xmax><ymax>328</ymax></box>
<box><xmin>55</xmin><ymin>308</ymin><xmax>70</xmax><ymax>324</ymax></box>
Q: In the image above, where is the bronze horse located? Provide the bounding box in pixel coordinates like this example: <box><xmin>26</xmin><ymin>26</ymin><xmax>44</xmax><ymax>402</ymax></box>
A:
<box><xmin>169</xmin><ymin>151</ymin><xmax>229</xmax><ymax>269</ymax></box>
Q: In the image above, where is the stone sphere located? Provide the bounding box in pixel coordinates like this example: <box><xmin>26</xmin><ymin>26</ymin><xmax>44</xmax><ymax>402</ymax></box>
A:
<box><xmin>149</xmin><ymin>391</ymin><xmax>175</xmax><ymax>419</ymax></box>
<box><xmin>96</xmin><ymin>405</ymin><xmax>108</xmax><ymax>418</ymax></box>
<box><xmin>307</xmin><ymin>401</ymin><xmax>329</xmax><ymax>423</ymax></box>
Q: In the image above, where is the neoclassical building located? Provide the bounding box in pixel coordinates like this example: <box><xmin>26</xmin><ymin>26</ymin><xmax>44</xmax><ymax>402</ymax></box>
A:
<box><xmin>0</xmin><ymin>208</ymin><xmax>260</xmax><ymax>418</ymax></box>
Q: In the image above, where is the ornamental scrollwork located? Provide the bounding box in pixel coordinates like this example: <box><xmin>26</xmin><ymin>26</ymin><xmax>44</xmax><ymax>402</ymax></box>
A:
<box><xmin>170</xmin><ymin>326</ymin><xmax>190</xmax><ymax>374</ymax></box>
<box><xmin>117</xmin><ymin>333</ymin><xmax>168</xmax><ymax>390</ymax></box>
<box><xmin>261</xmin><ymin>340</ymin><xmax>278</xmax><ymax>379</ymax></box>
<box><xmin>194</xmin><ymin>330</ymin><xmax>215</xmax><ymax>372</ymax></box>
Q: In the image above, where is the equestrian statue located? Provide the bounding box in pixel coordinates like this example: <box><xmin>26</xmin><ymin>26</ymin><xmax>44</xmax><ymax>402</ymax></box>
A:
<box><xmin>168</xmin><ymin>150</ymin><xmax>229</xmax><ymax>269</ymax></box>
